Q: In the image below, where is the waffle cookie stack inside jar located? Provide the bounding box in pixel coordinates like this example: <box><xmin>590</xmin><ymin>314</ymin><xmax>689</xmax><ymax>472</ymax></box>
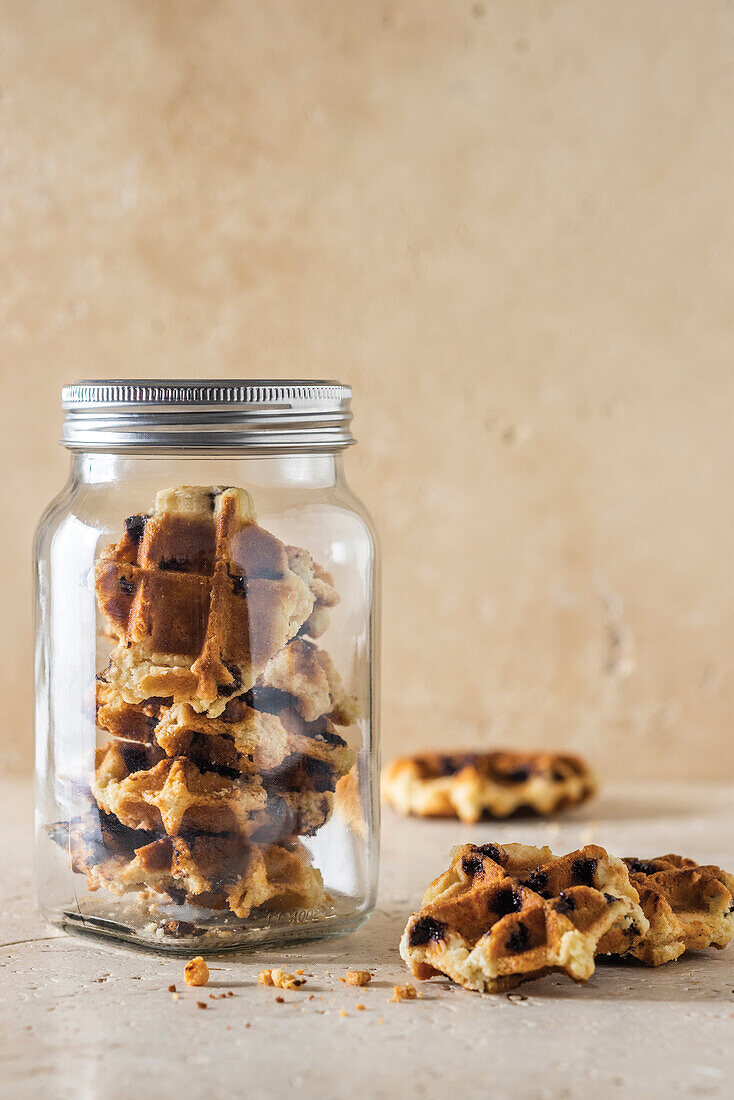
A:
<box><xmin>35</xmin><ymin>382</ymin><xmax>379</xmax><ymax>951</ymax></box>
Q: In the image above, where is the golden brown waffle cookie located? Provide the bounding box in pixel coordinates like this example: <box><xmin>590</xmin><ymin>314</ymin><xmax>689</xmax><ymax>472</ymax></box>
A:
<box><xmin>184</xmin><ymin>836</ymin><xmax>324</xmax><ymax>917</ymax></box>
<box><xmin>91</xmin><ymin>741</ymin><xmax>266</xmax><ymax>835</ymax></box>
<box><xmin>92</xmin><ymin>736</ymin><xmax>340</xmax><ymax>840</ymax></box>
<box><xmin>382</xmin><ymin>750</ymin><xmax>595</xmax><ymax>822</ymax></box>
<box><xmin>96</xmin><ymin>486</ymin><xmax>316</xmax><ymax>716</ymax></box>
<box><xmin>157</xmin><ymin>700</ymin><xmax>353</xmax><ymax>784</ymax></box>
<box><xmin>400</xmin><ymin>842</ymin><xmax>648</xmax><ymax>993</ymax></box>
<box><xmin>96</xmin><ymin>684</ymin><xmax>354</xmax><ymax>792</ymax></box>
<box><xmin>96</xmin><ymin>680</ymin><xmax>165</xmax><ymax>745</ymax></box>
<box><xmin>255</xmin><ymin>638</ymin><xmax>360</xmax><ymax>726</ymax></box>
<box><xmin>48</xmin><ymin>805</ymin><xmax>156</xmax><ymax>880</ymax></box>
<box><xmin>334</xmin><ymin>767</ymin><xmax>368</xmax><ymax>838</ymax></box>
<box><xmin>251</xmin><ymin>789</ymin><xmax>335</xmax><ymax>840</ymax></box>
<box><xmin>50</xmin><ymin>810</ymin><xmax>325</xmax><ymax>918</ymax></box>
<box><xmin>286</xmin><ymin>548</ymin><xmax>339</xmax><ymax>639</ymax></box>
<box><xmin>615</xmin><ymin>856</ymin><xmax>734</xmax><ymax>966</ymax></box>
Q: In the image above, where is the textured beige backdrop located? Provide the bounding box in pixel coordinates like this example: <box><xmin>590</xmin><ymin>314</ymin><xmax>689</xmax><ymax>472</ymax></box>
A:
<box><xmin>2</xmin><ymin>0</ymin><xmax>734</xmax><ymax>778</ymax></box>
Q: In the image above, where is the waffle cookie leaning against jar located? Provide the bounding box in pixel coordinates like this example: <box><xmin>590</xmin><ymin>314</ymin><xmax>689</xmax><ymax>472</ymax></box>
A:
<box><xmin>53</xmin><ymin>485</ymin><xmax>359</xmax><ymax>925</ymax></box>
<box><xmin>382</xmin><ymin>749</ymin><xmax>596</xmax><ymax>822</ymax></box>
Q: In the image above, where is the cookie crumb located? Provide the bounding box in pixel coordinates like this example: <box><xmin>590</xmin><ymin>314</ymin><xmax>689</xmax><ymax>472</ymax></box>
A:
<box><xmin>167</xmin><ymin>984</ymin><xmax>176</xmax><ymax>993</ymax></box>
<box><xmin>196</xmin><ymin>1001</ymin><xmax>208</xmax><ymax>1010</ymax></box>
<box><xmin>184</xmin><ymin>957</ymin><xmax>209</xmax><ymax>987</ymax></box>
<box><xmin>378</xmin><ymin>1017</ymin><xmax>385</xmax><ymax>1025</ymax></box>
<box><xmin>171</xmin><ymin>992</ymin><xmax>179</xmax><ymax>1003</ymax></box>
<box><xmin>356</xmin><ymin>1003</ymin><xmax>365</xmax><ymax>1011</ymax></box>
<box><xmin>258</xmin><ymin>968</ymin><xmax>306</xmax><ymax>990</ymax></box>
<box><xmin>344</xmin><ymin>970</ymin><xmax>372</xmax><ymax>987</ymax></box>
<box><xmin>339</xmin><ymin>1008</ymin><xmax>348</xmax><ymax>1017</ymax></box>
<box><xmin>275</xmin><ymin>995</ymin><xmax>284</xmax><ymax>1004</ymax></box>
<box><xmin>391</xmin><ymin>983</ymin><xmax>418</xmax><ymax>1002</ymax></box>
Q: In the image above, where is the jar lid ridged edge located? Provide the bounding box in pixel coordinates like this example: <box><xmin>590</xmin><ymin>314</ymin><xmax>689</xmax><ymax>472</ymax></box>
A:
<box><xmin>60</xmin><ymin>379</ymin><xmax>355</xmax><ymax>452</ymax></box>
<box><xmin>62</xmin><ymin>379</ymin><xmax>351</xmax><ymax>408</ymax></box>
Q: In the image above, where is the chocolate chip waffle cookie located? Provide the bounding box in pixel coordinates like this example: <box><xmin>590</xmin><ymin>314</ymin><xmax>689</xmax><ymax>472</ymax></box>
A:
<box><xmin>159</xmin><ymin>699</ymin><xmax>353</xmax><ymax>784</ymax></box>
<box><xmin>51</xmin><ymin>808</ymin><xmax>325</xmax><ymax>917</ymax></box>
<box><xmin>615</xmin><ymin>856</ymin><xmax>734</xmax><ymax>966</ymax></box>
<box><xmin>254</xmin><ymin>789</ymin><xmax>335</xmax><ymax>839</ymax></box>
<box><xmin>382</xmin><ymin>750</ymin><xmax>595</xmax><ymax>822</ymax></box>
<box><xmin>400</xmin><ymin>843</ymin><xmax>648</xmax><ymax>992</ymax></box>
<box><xmin>96</xmin><ymin>486</ymin><xmax>316</xmax><ymax>717</ymax></box>
<box><xmin>92</xmin><ymin>741</ymin><xmax>267</xmax><ymax>835</ymax></box>
<box><xmin>95</xmin><ymin>681</ymin><xmax>164</xmax><ymax>745</ymax></box>
<box><xmin>97</xmin><ymin>683</ymin><xmax>354</xmax><ymax>788</ymax></box>
<box><xmin>49</xmin><ymin>804</ymin><xmax>156</xmax><ymax>880</ymax></box>
<box><xmin>286</xmin><ymin>548</ymin><xmax>339</xmax><ymax>639</ymax></box>
<box><xmin>255</xmin><ymin>638</ymin><xmax>360</xmax><ymax>726</ymax></box>
<box><xmin>335</xmin><ymin>766</ymin><xmax>368</xmax><ymax>838</ymax></box>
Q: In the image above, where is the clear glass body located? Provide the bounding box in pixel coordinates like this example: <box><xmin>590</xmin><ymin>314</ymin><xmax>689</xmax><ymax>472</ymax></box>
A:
<box><xmin>34</xmin><ymin>450</ymin><xmax>379</xmax><ymax>953</ymax></box>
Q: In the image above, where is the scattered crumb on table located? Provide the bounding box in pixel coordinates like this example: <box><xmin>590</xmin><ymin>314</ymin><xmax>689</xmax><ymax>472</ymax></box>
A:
<box><xmin>184</xmin><ymin>957</ymin><xmax>209</xmax><ymax>987</ymax></box>
<box><xmin>258</xmin><ymin>968</ymin><xmax>306</xmax><ymax>990</ymax></box>
<box><xmin>391</xmin><ymin>984</ymin><xmax>418</xmax><ymax>1003</ymax></box>
<box><xmin>343</xmin><ymin>970</ymin><xmax>372</xmax><ymax>987</ymax></box>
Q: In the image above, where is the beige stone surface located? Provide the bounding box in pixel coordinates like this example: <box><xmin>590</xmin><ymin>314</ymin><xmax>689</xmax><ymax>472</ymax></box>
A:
<box><xmin>7</xmin><ymin>775</ymin><xmax>734</xmax><ymax>1098</ymax></box>
<box><xmin>2</xmin><ymin>1</ymin><xmax>734</xmax><ymax>777</ymax></box>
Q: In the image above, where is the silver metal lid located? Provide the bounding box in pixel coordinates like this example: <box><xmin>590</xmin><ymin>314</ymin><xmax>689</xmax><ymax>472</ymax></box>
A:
<box><xmin>61</xmin><ymin>379</ymin><xmax>354</xmax><ymax>452</ymax></box>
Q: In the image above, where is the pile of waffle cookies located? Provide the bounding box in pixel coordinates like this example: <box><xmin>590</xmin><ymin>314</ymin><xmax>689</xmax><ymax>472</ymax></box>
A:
<box><xmin>52</xmin><ymin>485</ymin><xmax>359</xmax><ymax>928</ymax></box>
<box><xmin>386</xmin><ymin>751</ymin><xmax>734</xmax><ymax>992</ymax></box>
<box><xmin>401</xmin><ymin>842</ymin><xmax>734</xmax><ymax>993</ymax></box>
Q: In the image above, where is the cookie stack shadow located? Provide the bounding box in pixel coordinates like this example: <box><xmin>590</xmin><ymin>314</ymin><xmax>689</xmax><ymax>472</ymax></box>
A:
<box><xmin>51</xmin><ymin>485</ymin><xmax>359</xmax><ymax>929</ymax></box>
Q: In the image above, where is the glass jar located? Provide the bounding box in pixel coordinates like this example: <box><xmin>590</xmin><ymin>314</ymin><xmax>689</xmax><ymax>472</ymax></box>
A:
<box><xmin>34</xmin><ymin>380</ymin><xmax>379</xmax><ymax>952</ymax></box>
